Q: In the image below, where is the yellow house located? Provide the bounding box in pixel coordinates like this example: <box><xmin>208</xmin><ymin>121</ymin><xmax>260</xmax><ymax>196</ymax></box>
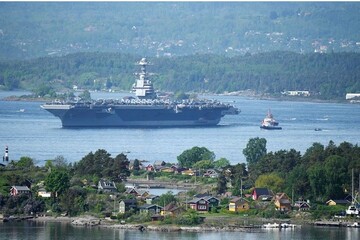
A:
<box><xmin>326</xmin><ymin>199</ymin><xmax>349</xmax><ymax>206</ymax></box>
<box><xmin>181</xmin><ymin>169</ymin><xmax>196</xmax><ymax>176</ymax></box>
<box><xmin>274</xmin><ymin>193</ymin><xmax>291</xmax><ymax>211</ymax></box>
<box><xmin>229</xmin><ymin>197</ymin><xmax>250</xmax><ymax>212</ymax></box>
<box><xmin>37</xmin><ymin>188</ymin><xmax>51</xmax><ymax>198</ymax></box>
<box><xmin>160</xmin><ymin>167</ymin><xmax>175</xmax><ymax>173</ymax></box>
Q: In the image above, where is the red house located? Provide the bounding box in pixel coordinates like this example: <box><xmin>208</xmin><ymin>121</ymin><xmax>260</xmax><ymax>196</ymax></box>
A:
<box><xmin>187</xmin><ymin>197</ymin><xmax>209</xmax><ymax>212</ymax></box>
<box><xmin>252</xmin><ymin>188</ymin><xmax>273</xmax><ymax>201</ymax></box>
<box><xmin>145</xmin><ymin>164</ymin><xmax>155</xmax><ymax>172</ymax></box>
<box><xmin>10</xmin><ymin>186</ymin><xmax>30</xmax><ymax>196</ymax></box>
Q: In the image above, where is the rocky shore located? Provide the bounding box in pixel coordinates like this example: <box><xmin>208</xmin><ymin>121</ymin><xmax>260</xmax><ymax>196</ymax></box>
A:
<box><xmin>100</xmin><ymin>223</ymin><xmax>264</xmax><ymax>233</ymax></box>
<box><xmin>28</xmin><ymin>216</ymin><xmax>289</xmax><ymax>233</ymax></box>
<box><xmin>25</xmin><ymin>215</ymin><xmax>360</xmax><ymax>232</ymax></box>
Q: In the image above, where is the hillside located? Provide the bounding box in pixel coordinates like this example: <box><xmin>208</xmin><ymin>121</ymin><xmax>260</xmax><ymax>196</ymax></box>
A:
<box><xmin>0</xmin><ymin>2</ymin><xmax>360</xmax><ymax>60</ymax></box>
<box><xmin>1</xmin><ymin>52</ymin><xmax>359</xmax><ymax>100</ymax></box>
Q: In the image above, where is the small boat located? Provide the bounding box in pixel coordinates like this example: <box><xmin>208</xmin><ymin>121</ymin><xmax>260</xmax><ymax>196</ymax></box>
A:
<box><xmin>263</xmin><ymin>223</ymin><xmax>280</xmax><ymax>228</ymax></box>
<box><xmin>347</xmin><ymin>222</ymin><xmax>360</xmax><ymax>228</ymax></box>
<box><xmin>314</xmin><ymin>128</ymin><xmax>322</xmax><ymax>131</ymax></box>
<box><xmin>263</xmin><ymin>222</ymin><xmax>299</xmax><ymax>229</ymax></box>
<box><xmin>260</xmin><ymin>110</ymin><xmax>282</xmax><ymax>130</ymax></box>
<box><xmin>346</xmin><ymin>205</ymin><xmax>359</xmax><ymax>215</ymax></box>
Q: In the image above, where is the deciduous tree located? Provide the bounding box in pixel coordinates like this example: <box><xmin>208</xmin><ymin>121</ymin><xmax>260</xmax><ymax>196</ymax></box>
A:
<box><xmin>243</xmin><ymin>137</ymin><xmax>267</xmax><ymax>166</ymax></box>
<box><xmin>255</xmin><ymin>173</ymin><xmax>284</xmax><ymax>194</ymax></box>
<box><xmin>45</xmin><ymin>169</ymin><xmax>70</xmax><ymax>199</ymax></box>
<box><xmin>177</xmin><ymin>146</ymin><xmax>215</xmax><ymax>168</ymax></box>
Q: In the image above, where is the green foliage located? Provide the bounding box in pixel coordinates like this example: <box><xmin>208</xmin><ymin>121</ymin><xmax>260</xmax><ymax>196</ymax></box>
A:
<box><xmin>23</xmin><ymin>198</ymin><xmax>46</xmax><ymax>215</ymax></box>
<box><xmin>59</xmin><ymin>186</ymin><xmax>87</xmax><ymax>216</ymax></box>
<box><xmin>249</xmin><ymin>140</ymin><xmax>360</xmax><ymax>202</ymax></box>
<box><xmin>117</xmin><ymin>209</ymin><xmax>136</xmax><ymax>220</ymax></box>
<box><xmin>177</xmin><ymin>146</ymin><xmax>215</xmax><ymax>168</ymax></box>
<box><xmin>73</xmin><ymin>149</ymin><xmax>130</xmax><ymax>182</ymax></box>
<box><xmin>213</xmin><ymin>158</ymin><xmax>230</xmax><ymax>169</ymax></box>
<box><xmin>116</xmin><ymin>183</ymin><xmax>126</xmax><ymax>193</ymax></box>
<box><xmin>2</xmin><ymin>2</ymin><xmax>360</xmax><ymax>62</ymax></box>
<box><xmin>174</xmin><ymin>91</ymin><xmax>190</xmax><ymax>100</ymax></box>
<box><xmin>45</xmin><ymin>155</ymin><xmax>70</xmax><ymax>172</ymax></box>
<box><xmin>127</xmin><ymin>212</ymin><xmax>152</xmax><ymax>223</ymax></box>
<box><xmin>217</xmin><ymin>172</ymin><xmax>227</xmax><ymax>194</ymax></box>
<box><xmin>78</xmin><ymin>90</ymin><xmax>91</xmax><ymax>101</ymax></box>
<box><xmin>1</xmin><ymin>51</ymin><xmax>360</xmax><ymax>100</ymax></box>
<box><xmin>45</xmin><ymin>169</ymin><xmax>70</xmax><ymax>197</ymax></box>
<box><xmin>255</xmin><ymin>173</ymin><xmax>285</xmax><ymax>193</ymax></box>
<box><xmin>310</xmin><ymin>204</ymin><xmax>346</xmax><ymax>220</ymax></box>
<box><xmin>1</xmin><ymin>139</ymin><xmax>359</xmax><ymax>220</ymax></box>
<box><xmin>15</xmin><ymin>156</ymin><xmax>35</xmax><ymax>169</ymax></box>
<box><xmin>260</xmin><ymin>207</ymin><xmax>290</xmax><ymax>219</ymax></box>
<box><xmin>154</xmin><ymin>191</ymin><xmax>177</xmax><ymax>207</ymax></box>
<box><xmin>192</xmin><ymin>160</ymin><xmax>214</xmax><ymax>170</ymax></box>
<box><xmin>33</xmin><ymin>84</ymin><xmax>57</xmax><ymax>98</ymax></box>
<box><xmin>132</xmin><ymin>159</ymin><xmax>141</xmax><ymax>176</ymax></box>
<box><xmin>112</xmin><ymin>153</ymin><xmax>131</xmax><ymax>182</ymax></box>
<box><xmin>227</xmin><ymin>163</ymin><xmax>248</xmax><ymax>194</ymax></box>
<box><xmin>243</xmin><ymin>137</ymin><xmax>267</xmax><ymax>166</ymax></box>
<box><xmin>174</xmin><ymin>209</ymin><xmax>203</xmax><ymax>225</ymax></box>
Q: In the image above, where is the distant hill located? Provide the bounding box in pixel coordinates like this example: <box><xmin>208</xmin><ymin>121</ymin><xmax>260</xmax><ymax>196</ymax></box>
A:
<box><xmin>1</xmin><ymin>52</ymin><xmax>359</xmax><ymax>100</ymax></box>
<box><xmin>0</xmin><ymin>2</ymin><xmax>360</xmax><ymax>60</ymax></box>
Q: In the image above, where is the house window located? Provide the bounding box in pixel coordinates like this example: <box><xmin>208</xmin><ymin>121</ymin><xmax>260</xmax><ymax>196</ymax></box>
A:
<box><xmin>198</xmin><ymin>205</ymin><xmax>207</xmax><ymax>210</ymax></box>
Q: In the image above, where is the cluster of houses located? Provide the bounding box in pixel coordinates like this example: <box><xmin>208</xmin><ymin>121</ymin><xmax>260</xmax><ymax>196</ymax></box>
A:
<box><xmin>114</xmin><ymin>187</ymin><xmax>314</xmax><ymax>220</ymax></box>
<box><xmin>132</xmin><ymin>160</ymin><xmax>218</xmax><ymax>178</ymax></box>
<box><xmin>8</xmin><ymin>176</ymin><xmax>357</xmax><ymax>219</ymax></box>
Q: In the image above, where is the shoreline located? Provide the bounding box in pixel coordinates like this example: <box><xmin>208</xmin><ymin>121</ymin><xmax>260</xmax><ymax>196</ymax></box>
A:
<box><xmin>0</xmin><ymin>90</ymin><xmax>353</xmax><ymax>105</ymax></box>
<box><xmin>21</xmin><ymin>215</ymin><xmax>360</xmax><ymax>232</ymax></box>
<box><xmin>27</xmin><ymin>216</ymin><xmax>285</xmax><ymax>232</ymax></box>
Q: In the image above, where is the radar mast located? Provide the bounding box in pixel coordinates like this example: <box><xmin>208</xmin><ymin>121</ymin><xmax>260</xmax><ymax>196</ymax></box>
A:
<box><xmin>132</xmin><ymin>58</ymin><xmax>156</xmax><ymax>99</ymax></box>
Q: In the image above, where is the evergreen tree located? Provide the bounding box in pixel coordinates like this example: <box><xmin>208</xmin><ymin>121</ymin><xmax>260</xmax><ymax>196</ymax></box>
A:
<box><xmin>217</xmin><ymin>172</ymin><xmax>227</xmax><ymax>194</ymax></box>
<box><xmin>133</xmin><ymin>159</ymin><xmax>140</xmax><ymax>176</ymax></box>
<box><xmin>112</xmin><ymin>153</ymin><xmax>130</xmax><ymax>182</ymax></box>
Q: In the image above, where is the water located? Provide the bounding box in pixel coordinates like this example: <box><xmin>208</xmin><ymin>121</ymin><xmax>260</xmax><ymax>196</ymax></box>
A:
<box><xmin>0</xmin><ymin>221</ymin><xmax>359</xmax><ymax>240</ymax></box>
<box><xmin>1</xmin><ymin>90</ymin><xmax>360</xmax><ymax>239</ymax></box>
<box><xmin>1</xmin><ymin>91</ymin><xmax>359</xmax><ymax>165</ymax></box>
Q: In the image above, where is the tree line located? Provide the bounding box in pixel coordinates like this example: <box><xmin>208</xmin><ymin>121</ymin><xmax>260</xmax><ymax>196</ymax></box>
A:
<box><xmin>1</xmin><ymin>2</ymin><xmax>360</xmax><ymax>60</ymax></box>
<box><xmin>1</xmin><ymin>52</ymin><xmax>360</xmax><ymax>100</ymax></box>
<box><xmin>0</xmin><ymin>139</ymin><xmax>359</xmax><ymax>217</ymax></box>
<box><xmin>239</xmin><ymin>138</ymin><xmax>360</xmax><ymax>203</ymax></box>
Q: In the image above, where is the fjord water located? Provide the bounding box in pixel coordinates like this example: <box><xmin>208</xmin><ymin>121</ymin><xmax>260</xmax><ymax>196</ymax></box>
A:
<box><xmin>0</xmin><ymin>221</ymin><xmax>359</xmax><ymax>240</ymax></box>
<box><xmin>1</xmin><ymin>91</ymin><xmax>360</xmax><ymax>239</ymax></box>
<box><xmin>0</xmin><ymin>91</ymin><xmax>359</xmax><ymax>165</ymax></box>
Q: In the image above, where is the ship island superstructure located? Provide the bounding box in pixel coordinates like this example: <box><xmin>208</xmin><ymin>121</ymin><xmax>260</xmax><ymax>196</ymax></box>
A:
<box><xmin>41</xmin><ymin>58</ymin><xmax>239</xmax><ymax>127</ymax></box>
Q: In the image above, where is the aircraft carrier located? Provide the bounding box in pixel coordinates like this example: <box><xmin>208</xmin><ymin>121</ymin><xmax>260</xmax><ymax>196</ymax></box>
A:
<box><xmin>41</xmin><ymin>58</ymin><xmax>239</xmax><ymax>127</ymax></box>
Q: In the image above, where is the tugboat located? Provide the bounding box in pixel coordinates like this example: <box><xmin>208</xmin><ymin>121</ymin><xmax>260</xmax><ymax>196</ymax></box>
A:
<box><xmin>260</xmin><ymin>110</ymin><xmax>282</xmax><ymax>130</ymax></box>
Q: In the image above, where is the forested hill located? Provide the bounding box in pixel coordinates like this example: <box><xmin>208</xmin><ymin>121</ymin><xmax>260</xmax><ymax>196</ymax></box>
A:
<box><xmin>1</xmin><ymin>52</ymin><xmax>359</xmax><ymax>100</ymax></box>
<box><xmin>0</xmin><ymin>2</ymin><xmax>360</xmax><ymax>60</ymax></box>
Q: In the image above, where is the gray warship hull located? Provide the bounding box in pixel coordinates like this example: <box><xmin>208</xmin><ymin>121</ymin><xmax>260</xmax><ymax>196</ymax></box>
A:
<box><xmin>41</xmin><ymin>103</ymin><xmax>238</xmax><ymax>127</ymax></box>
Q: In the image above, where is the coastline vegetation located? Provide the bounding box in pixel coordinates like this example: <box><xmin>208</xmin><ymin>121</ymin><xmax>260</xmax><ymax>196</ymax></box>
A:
<box><xmin>1</xmin><ymin>138</ymin><xmax>359</xmax><ymax>226</ymax></box>
<box><xmin>1</xmin><ymin>52</ymin><xmax>360</xmax><ymax>101</ymax></box>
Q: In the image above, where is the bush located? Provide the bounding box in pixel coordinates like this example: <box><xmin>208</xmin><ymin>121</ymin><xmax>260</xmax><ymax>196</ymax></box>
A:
<box><xmin>174</xmin><ymin>210</ymin><xmax>202</xmax><ymax>225</ymax></box>
<box><xmin>128</xmin><ymin>212</ymin><xmax>151</xmax><ymax>223</ymax></box>
<box><xmin>260</xmin><ymin>208</ymin><xmax>290</xmax><ymax>219</ymax></box>
<box><xmin>117</xmin><ymin>209</ymin><xmax>136</xmax><ymax>220</ymax></box>
<box><xmin>160</xmin><ymin>215</ymin><xmax>174</xmax><ymax>225</ymax></box>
